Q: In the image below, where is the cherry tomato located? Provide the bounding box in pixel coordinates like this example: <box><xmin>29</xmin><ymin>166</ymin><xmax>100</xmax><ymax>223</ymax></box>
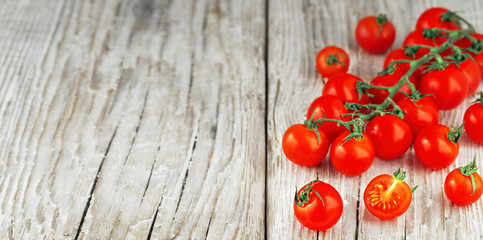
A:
<box><xmin>365</xmin><ymin>115</ymin><xmax>412</xmax><ymax>160</ymax></box>
<box><xmin>450</xmin><ymin>60</ymin><xmax>481</xmax><ymax>97</ymax></box>
<box><xmin>414</xmin><ymin>124</ymin><xmax>460</xmax><ymax>169</ymax></box>
<box><xmin>364</xmin><ymin>169</ymin><xmax>415</xmax><ymax>219</ymax></box>
<box><xmin>455</xmin><ymin>33</ymin><xmax>483</xmax><ymax>78</ymax></box>
<box><xmin>330</xmin><ymin>131</ymin><xmax>375</xmax><ymax>176</ymax></box>
<box><xmin>444</xmin><ymin>157</ymin><xmax>483</xmax><ymax>206</ymax></box>
<box><xmin>415</xmin><ymin>7</ymin><xmax>460</xmax><ymax>31</ymax></box>
<box><xmin>402</xmin><ymin>29</ymin><xmax>445</xmax><ymax>55</ymax></box>
<box><xmin>396</xmin><ymin>95</ymin><xmax>439</xmax><ymax>138</ymax></box>
<box><xmin>322</xmin><ymin>73</ymin><xmax>370</xmax><ymax>105</ymax></box>
<box><xmin>367</xmin><ymin>66</ymin><xmax>418</xmax><ymax>105</ymax></box>
<box><xmin>294</xmin><ymin>180</ymin><xmax>343</xmax><ymax>231</ymax></box>
<box><xmin>464</xmin><ymin>98</ymin><xmax>483</xmax><ymax>144</ymax></box>
<box><xmin>418</xmin><ymin>67</ymin><xmax>468</xmax><ymax>110</ymax></box>
<box><xmin>316</xmin><ymin>46</ymin><xmax>350</xmax><ymax>78</ymax></box>
<box><xmin>282</xmin><ymin>124</ymin><xmax>330</xmax><ymax>167</ymax></box>
<box><xmin>383</xmin><ymin>48</ymin><xmax>423</xmax><ymax>80</ymax></box>
<box><xmin>355</xmin><ymin>14</ymin><xmax>396</xmax><ymax>54</ymax></box>
<box><xmin>307</xmin><ymin>95</ymin><xmax>351</xmax><ymax>142</ymax></box>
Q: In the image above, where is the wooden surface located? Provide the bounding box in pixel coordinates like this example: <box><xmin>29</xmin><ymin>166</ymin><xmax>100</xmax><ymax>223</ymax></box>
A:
<box><xmin>0</xmin><ymin>0</ymin><xmax>482</xmax><ymax>239</ymax></box>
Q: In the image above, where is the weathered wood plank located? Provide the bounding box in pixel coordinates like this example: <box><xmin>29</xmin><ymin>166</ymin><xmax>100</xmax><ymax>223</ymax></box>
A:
<box><xmin>0</xmin><ymin>0</ymin><xmax>266</xmax><ymax>239</ymax></box>
<box><xmin>267</xmin><ymin>0</ymin><xmax>483</xmax><ymax>239</ymax></box>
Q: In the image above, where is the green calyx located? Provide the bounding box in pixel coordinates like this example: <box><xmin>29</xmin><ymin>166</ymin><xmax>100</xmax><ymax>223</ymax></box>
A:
<box><xmin>327</xmin><ymin>54</ymin><xmax>347</xmax><ymax>66</ymax></box>
<box><xmin>393</xmin><ymin>168</ymin><xmax>418</xmax><ymax>193</ymax></box>
<box><xmin>441</xmin><ymin>11</ymin><xmax>459</xmax><ymax>26</ymax></box>
<box><xmin>404</xmin><ymin>45</ymin><xmax>419</xmax><ymax>57</ymax></box>
<box><xmin>422</xmin><ymin>59</ymin><xmax>449</xmax><ymax>74</ymax></box>
<box><xmin>471</xmin><ymin>92</ymin><xmax>483</xmax><ymax>106</ymax></box>
<box><xmin>294</xmin><ymin>180</ymin><xmax>325</xmax><ymax>207</ymax></box>
<box><xmin>447</xmin><ymin>123</ymin><xmax>464</xmax><ymax>144</ymax></box>
<box><xmin>458</xmin><ymin>154</ymin><xmax>480</xmax><ymax>195</ymax></box>
<box><xmin>304</xmin><ymin>108</ymin><xmax>323</xmax><ymax>145</ymax></box>
<box><xmin>376</xmin><ymin>14</ymin><xmax>388</xmax><ymax>39</ymax></box>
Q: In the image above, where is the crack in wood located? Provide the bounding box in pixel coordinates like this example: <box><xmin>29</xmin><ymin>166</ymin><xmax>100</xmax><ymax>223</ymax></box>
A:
<box><xmin>123</xmin><ymin>90</ymin><xmax>149</xmax><ymax>166</ymax></box>
<box><xmin>74</xmin><ymin>126</ymin><xmax>118</xmax><ymax>240</ymax></box>
<box><xmin>354</xmin><ymin>177</ymin><xmax>361</xmax><ymax>240</ymax></box>
<box><xmin>186</xmin><ymin>52</ymin><xmax>195</xmax><ymax>109</ymax></box>
<box><xmin>146</xmin><ymin>185</ymin><xmax>166</xmax><ymax>240</ymax></box>
<box><xmin>264</xmin><ymin>0</ymin><xmax>269</xmax><ymax>238</ymax></box>
<box><xmin>141</xmin><ymin>145</ymin><xmax>161</xmax><ymax>204</ymax></box>
<box><xmin>204</xmin><ymin>213</ymin><xmax>213</xmax><ymax>239</ymax></box>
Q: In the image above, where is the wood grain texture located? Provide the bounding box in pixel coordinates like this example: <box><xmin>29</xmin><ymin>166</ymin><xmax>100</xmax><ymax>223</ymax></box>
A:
<box><xmin>267</xmin><ymin>0</ymin><xmax>483</xmax><ymax>239</ymax></box>
<box><xmin>0</xmin><ymin>0</ymin><xmax>266</xmax><ymax>239</ymax></box>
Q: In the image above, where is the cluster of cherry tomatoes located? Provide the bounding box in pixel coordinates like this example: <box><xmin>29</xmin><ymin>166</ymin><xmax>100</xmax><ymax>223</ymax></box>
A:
<box><xmin>285</xmin><ymin>7</ymin><xmax>483</xmax><ymax>231</ymax></box>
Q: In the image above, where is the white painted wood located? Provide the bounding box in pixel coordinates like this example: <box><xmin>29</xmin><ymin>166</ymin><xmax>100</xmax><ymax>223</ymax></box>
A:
<box><xmin>0</xmin><ymin>0</ymin><xmax>266</xmax><ymax>239</ymax></box>
<box><xmin>267</xmin><ymin>0</ymin><xmax>483</xmax><ymax>239</ymax></box>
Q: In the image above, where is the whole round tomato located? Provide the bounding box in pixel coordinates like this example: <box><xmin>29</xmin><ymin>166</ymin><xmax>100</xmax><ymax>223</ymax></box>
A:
<box><xmin>294</xmin><ymin>180</ymin><xmax>343</xmax><ymax>231</ymax></box>
<box><xmin>450</xmin><ymin>60</ymin><xmax>480</xmax><ymax>97</ymax></box>
<box><xmin>415</xmin><ymin>7</ymin><xmax>460</xmax><ymax>31</ymax></box>
<box><xmin>402</xmin><ymin>29</ymin><xmax>445</xmax><ymax>55</ymax></box>
<box><xmin>365</xmin><ymin>115</ymin><xmax>412</xmax><ymax>160</ymax></box>
<box><xmin>383</xmin><ymin>48</ymin><xmax>423</xmax><ymax>80</ymax></box>
<box><xmin>414</xmin><ymin>124</ymin><xmax>460</xmax><ymax>169</ymax></box>
<box><xmin>418</xmin><ymin>67</ymin><xmax>468</xmax><ymax>110</ymax></box>
<box><xmin>316</xmin><ymin>46</ymin><xmax>350</xmax><ymax>78</ymax></box>
<box><xmin>444</xmin><ymin>158</ymin><xmax>483</xmax><ymax>206</ymax></box>
<box><xmin>322</xmin><ymin>73</ymin><xmax>370</xmax><ymax>105</ymax></box>
<box><xmin>455</xmin><ymin>33</ymin><xmax>483</xmax><ymax>78</ymax></box>
<box><xmin>396</xmin><ymin>95</ymin><xmax>439</xmax><ymax>138</ymax></box>
<box><xmin>330</xmin><ymin>131</ymin><xmax>375</xmax><ymax>176</ymax></box>
<box><xmin>364</xmin><ymin>169</ymin><xmax>415</xmax><ymax>219</ymax></box>
<box><xmin>355</xmin><ymin>14</ymin><xmax>395</xmax><ymax>54</ymax></box>
<box><xmin>307</xmin><ymin>95</ymin><xmax>351</xmax><ymax>142</ymax></box>
<box><xmin>282</xmin><ymin>124</ymin><xmax>330</xmax><ymax>167</ymax></box>
<box><xmin>464</xmin><ymin>100</ymin><xmax>483</xmax><ymax>144</ymax></box>
<box><xmin>368</xmin><ymin>66</ymin><xmax>418</xmax><ymax>105</ymax></box>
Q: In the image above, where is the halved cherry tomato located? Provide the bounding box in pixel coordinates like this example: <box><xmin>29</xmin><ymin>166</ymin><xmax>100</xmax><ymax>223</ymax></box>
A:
<box><xmin>418</xmin><ymin>67</ymin><xmax>468</xmax><ymax>110</ymax></box>
<box><xmin>355</xmin><ymin>14</ymin><xmax>396</xmax><ymax>54</ymax></box>
<box><xmin>330</xmin><ymin>131</ymin><xmax>375</xmax><ymax>176</ymax></box>
<box><xmin>414</xmin><ymin>124</ymin><xmax>461</xmax><ymax>169</ymax></box>
<box><xmin>322</xmin><ymin>73</ymin><xmax>370</xmax><ymax>106</ymax></box>
<box><xmin>294</xmin><ymin>180</ymin><xmax>343</xmax><ymax>231</ymax></box>
<box><xmin>415</xmin><ymin>7</ymin><xmax>460</xmax><ymax>31</ymax></box>
<box><xmin>282</xmin><ymin>124</ymin><xmax>329</xmax><ymax>167</ymax></box>
<box><xmin>365</xmin><ymin>115</ymin><xmax>412</xmax><ymax>160</ymax></box>
<box><xmin>364</xmin><ymin>168</ymin><xmax>415</xmax><ymax>219</ymax></box>
<box><xmin>444</xmin><ymin>156</ymin><xmax>483</xmax><ymax>206</ymax></box>
<box><xmin>396</xmin><ymin>95</ymin><xmax>439</xmax><ymax>138</ymax></box>
<box><xmin>307</xmin><ymin>95</ymin><xmax>351</xmax><ymax>142</ymax></box>
<box><xmin>316</xmin><ymin>46</ymin><xmax>350</xmax><ymax>78</ymax></box>
<box><xmin>464</xmin><ymin>96</ymin><xmax>483</xmax><ymax>144</ymax></box>
<box><xmin>367</xmin><ymin>66</ymin><xmax>418</xmax><ymax>105</ymax></box>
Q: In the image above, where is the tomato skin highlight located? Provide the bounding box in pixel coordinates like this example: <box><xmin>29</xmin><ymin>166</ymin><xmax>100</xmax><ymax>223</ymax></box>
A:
<box><xmin>330</xmin><ymin>131</ymin><xmax>375</xmax><ymax>176</ymax></box>
<box><xmin>418</xmin><ymin>67</ymin><xmax>468</xmax><ymax>110</ymax></box>
<box><xmin>282</xmin><ymin>124</ymin><xmax>330</xmax><ymax>167</ymax></box>
<box><xmin>415</xmin><ymin>7</ymin><xmax>460</xmax><ymax>31</ymax></box>
<box><xmin>444</xmin><ymin>168</ymin><xmax>483</xmax><ymax>206</ymax></box>
<box><xmin>355</xmin><ymin>15</ymin><xmax>395</xmax><ymax>54</ymax></box>
<box><xmin>294</xmin><ymin>181</ymin><xmax>343</xmax><ymax>231</ymax></box>
<box><xmin>414</xmin><ymin>124</ymin><xmax>459</xmax><ymax>170</ymax></box>
<box><xmin>316</xmin><ymin>46</ymin><xmax>350</xmax><ymax>78</ymax></box>
<box><xmin>464</xmin><ymin>103</ymin><xmax>483</xmax><ymax>144</ymax></box>
<box><xmin>396</xmin><ymin>96</ymin><xmax>439</xmax><ymax>139</ymax></box>
<box><xmin>307</xmin><ymin>95</ymin><xmax>351</xmax><ymax>142</ymax></box>
<box><xmin>322</xmin><ymin>73</ymin><xmax>370</xmax><ymax>105</ymax></box>
<box><xmin>365</xmin><ymin>115</ymin><xmax>412</xmax><ymax>160</ymax></box>
<box><xmin>363</xmin><ymin>174</ymin><xmax>413</xmax><ymax>219</ymax></box>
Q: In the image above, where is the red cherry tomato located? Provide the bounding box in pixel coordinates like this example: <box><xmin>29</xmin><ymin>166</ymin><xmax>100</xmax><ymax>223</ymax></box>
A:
<box><xmin>383</xmin><ymin>48</ymin><xmax>423</xmax><ymax>80</ymax></box>
<box><xmin>414</xmin><ymin>124</ymin><xmax>460</xmax><ymax>169</ymax></box>
<box><xmin>415</xmin><ymin>7</ymin><xmax>460</xmax><ymax>31</ymax></box>
<box><xmin>464</xmin><ymin>99</ymin><xmax>483</xmax><ymax>144</ymax></box>
<box><xmin>418</xmin><ymin>67</ymin><xmax>468</xmax><ymax>110</ymax></box>
<box><xmin>307</xmin><ymin>95</ymin><xmax>351</xmax><ymax>142</ymax></box>
<box><xmin>316</xmin><ymin>46</ymin><xmax>350</xmax><ymax>78</ymax></box>
<box><xmin>450</xmin><ymin>60</ymin><xmax>481</xmax><ymax>97</ymax></box>
<box><xmin>396</xmin><ymin>95</ymin><xmax>439</xmax><ymax>138</ymax></box>
<box><xmin>368</xmin><ymin>66</ymin><xmax>418</xmax><ymax>105</ymax></box>
<box><xmin>455</xmin><ymin>33</ymin><xmax>483</xmax><ymax>79</ymax></box>
<box><xmin>282</xmin><ymin>124</ymin><xmax>330</xmax><ymax>167</ymax></box>
<box><xmin>364</xmin><ymin>169</ymin><xmax>415</xmax><ymax>219</ymax></box>
<box><xmin>402</xmin><ymin>29</ymin><xmax>445</xmax><ymax>55</ymax></box>
<box><xmin>330</xmin><ymin>131</ymin><xmax>375</xmax><ymax>176</ymax></box>
<box><xmin>365</xmin><ymin>115</ymin><xmax>412</xmax><ymax>160</ymax></box>
<box><xmin>444</xmin><ymin>157</ymin><xmax>483</xmax><ymax>206</ymax></box>
<box><xmin>355</xmin><ymin>14</ymin><xmax>396</xmax><ymax>54</ymax></box>
<box><xmin>322</xmin><ymin>73</ymin><xmax>370</xmax><ymax>105</ymax></box>
<box><xmin>294</xmin><ymin>180</ymin><xmax>343</xmax><ymax>231</ymax></box>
